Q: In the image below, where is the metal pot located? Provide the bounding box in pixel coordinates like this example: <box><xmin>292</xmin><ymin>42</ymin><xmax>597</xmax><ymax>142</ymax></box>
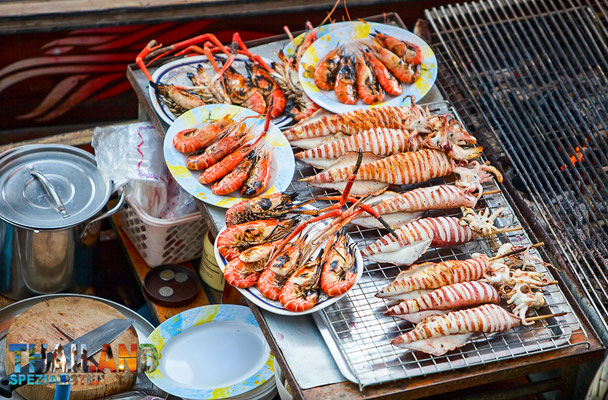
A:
<box><xmin>0</xmin><ymin>144</ymin><xmax>125</xmax><ymax>300</ymax></box>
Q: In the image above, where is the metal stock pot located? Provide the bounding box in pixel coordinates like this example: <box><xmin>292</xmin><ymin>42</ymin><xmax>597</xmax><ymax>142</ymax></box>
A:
<box><xmin>0</xmin><ymin>144</ymin><xmax>125</xmax><ymax>300</ymax></box>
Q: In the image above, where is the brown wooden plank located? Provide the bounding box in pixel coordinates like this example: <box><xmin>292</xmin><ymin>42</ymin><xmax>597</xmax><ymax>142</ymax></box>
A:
<box><xmin>111</xmin><ymin>211</ymin><xmax>210</xmax><ymax>324</ymax></box>
<box><xmin>301</xmin><ymin>331</ymin><xmax>603</xmax><ymax>400</ymax></box>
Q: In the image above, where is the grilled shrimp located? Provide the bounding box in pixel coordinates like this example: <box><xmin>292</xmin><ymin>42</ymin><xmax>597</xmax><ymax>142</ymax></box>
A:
<box><xmin>186</xmin><ymin>124</ymin><xmax>250</xmax><ymax>170</ymax></box>
<box><xmin>199</xmin><ymin>144</ymin><xmax>253</xmax><ymax>185</ymax></box>
<box><xmin>211</xmin><ymin>151</ymin><xmax>256</xmax><ymax>195</ymax></box>
<box><xmin>225</xmin><ymin>192</ymin><xmax>299</xmax><ymax>226</ymax></box>
<box><xmin>187</xmin><ymin>64</ymin><xmax>231</xmax><ymax>105</ymax></box>
<box><xmin>320</xmin><ymin>231</ymin><xmax>356</xmax><ymax>297</ymax></box>
<box><xmin>216</xmin><ymin>218</ymin><xmax>298</xmax><ymax>261</ymax></box>
<box><xmin>246</xmin><ymin>62</ymin><xmax>286</xmax><ymax>119</ymax></box>
<box><xmin>223</xmin><ymin>257</ymin><xmax>264</xmax><ymax>288</ymax></box>
<box><xmin>372</xmin><ymin>32</ymin><xmax>423</xmax><ymax>65</ymax></box>
<box><xmin>271</xmin><ymin>51</ymin><xmax>320</xmax><ymax>122</ymax></box>
<box><xmin>355</xmin><ymin>52</ymin><xmax>384</xmax><ymax>105</ymax></box>
<box><xmin>279</xmin><ymin>255</ymin><xmax>323</xmax><ymax>312</ymax></box>
<box><xmin>314</xmin><ymin>47</ymin><xmax>343</xmax><ymax>90</ymax></box>
<box><xmin>174</xmin><ymin>113</ymin><xmax>238</xmax><ymax>154</ymax></box>
<box><xmin>363</xmin><ymin>50</ymin><xmax>402</xmax><ymax>96</ymax></box>
<box><xmin>222</xmin><ymin>66</ymin><xmax>267</xmax><ymax>114</ymax></box>
<box><xmin>365</xmin><ymin>41</ymin><xmax>421</xmax><ymax>84</ymax></box>
<box><xmin>334</xmin><ymin>55</ymin><xmax>358</xmax><ymax>105</ymax></box>
<box><xmin>257</xmin><ymin>242</ymin><xmax>302</xmax><ymax>301</ymax></box>
<box><xmin>241</xmin><ymin>148</ymin><xmax>271</xmax><ymax>198</ymax></box>
<box><xmin>151</xmin><ymin>82</ymin><xmax>206</xmax><ymax>114</ymax></box>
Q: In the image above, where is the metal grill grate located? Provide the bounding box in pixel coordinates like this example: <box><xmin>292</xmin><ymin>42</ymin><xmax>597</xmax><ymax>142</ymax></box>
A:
<box><xmin>297</xmin><ymin>102</ymin><xmax>587</xmax><ymax>389</ymax></box>
<box><xmin>425</xmin><ymin>0</ymin><xmax>608</xmax><ymax>341</ymax></box>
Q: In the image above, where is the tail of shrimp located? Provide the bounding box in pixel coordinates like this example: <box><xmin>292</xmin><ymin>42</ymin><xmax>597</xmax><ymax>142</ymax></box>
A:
<box><xmin>223</xmin><ymin>258</ymin><xmax>262</xmax><ymax>288</ymax></box>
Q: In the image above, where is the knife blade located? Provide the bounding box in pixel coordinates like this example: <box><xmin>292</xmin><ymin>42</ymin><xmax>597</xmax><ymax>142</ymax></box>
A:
<box><xmin>0</xmin><ymin>318</ymin><xmax>134</xmax><ymax>398</ymax></box>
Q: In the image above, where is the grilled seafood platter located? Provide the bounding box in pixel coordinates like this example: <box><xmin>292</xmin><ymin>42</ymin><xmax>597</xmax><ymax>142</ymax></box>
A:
<box><xmin>163</xmin><ymin>104</ymin><xmax>294</xmax><ymax>208</ymax></box>
<box><xmin>215</xmin><ymin>195</ymin><xmax>364</xmax><ymax>315</ymax></box>
<box><xmin>298</xmin><ymin>21</ymin><xmax>437</xmax><ymax>112</ymax></box>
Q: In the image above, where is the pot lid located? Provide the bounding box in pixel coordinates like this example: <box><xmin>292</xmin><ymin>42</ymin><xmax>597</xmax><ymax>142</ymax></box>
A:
<box><xmin>0</xmin><ymin>144</ymin><xmax>111</xmax><ymax>230</ymax></box>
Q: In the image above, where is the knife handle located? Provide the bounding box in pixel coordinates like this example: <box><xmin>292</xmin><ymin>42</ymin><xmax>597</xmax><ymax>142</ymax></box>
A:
<box><xmin>0</xmin><ymin>372</ymin><xmax>25</xmax><ymax>398</ymax></box>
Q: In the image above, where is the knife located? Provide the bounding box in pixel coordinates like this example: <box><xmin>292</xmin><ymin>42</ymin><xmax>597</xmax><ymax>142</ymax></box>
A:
<box><xmin>0</xmin><ymin>318</ymin><xmax>134</xmax><ymax>397</ymax></box>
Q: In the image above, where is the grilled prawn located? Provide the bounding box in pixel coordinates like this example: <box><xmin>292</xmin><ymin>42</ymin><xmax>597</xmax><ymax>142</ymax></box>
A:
<box><xmin>372</xmin><ymin>32</ymin><xmax>423</xmax><ymax>65</ymax></box>
<box><xmin>385</xmin><ymin>281</ymin><xmax>500</xmax><ymax>323</ymax></box>
<box><xmin>320</xmin><ymin>230</ymin><xmax>356</xmax><ymax>297</ymax></box>
<box><xmin>225</xmin><ymin>192</ymin><xmax>300</xmax><ymax>226</ymax></box>
<box><xmin>314</xmin><ymin>47</ymin><xmax>343</xmax><ymax>90</ymax></box>
<box><xmin>363</xmin><ymin>50</ymin><xmax>403</xmax><ymax>96</ymax></box>
<box><xmin>279</xmin><ymin>255</ymin><xmax>323</xmax><ymax>312</ymax></box>
<box><xmin>241</xmin><ymin>148</ymin><xmax>271</xmax><ymax>198</ymax></box>
<box><xmin>173</xmin><ymin>113</ymin><xmax>237</xmax><ymax>153</ymax></box>
<box><xmin>150</xmin><ymin>82</ymin><xmax>206</xmax><ymax>115</ymax></box>
<box><xmin>216</xmin><ymin>218</ymin><xmax>298</xmax><ymax>261</ymax></box>
<box><xmin>355</xmin><ymin>51</ymin><xmax>384</xmax><ymax>105</ymax></box>
<box><xmin>257</xmin><ymin>241</ymin><xmax>302</xmax><ymax>301</ymax></box>
<box><xmin>391</xmin><ymin>304</ymin><xmax>521</xmax><ymax>356</ymax></box>
<box><xmin>246</xmin><ymin>61</ymin><xmax>286</xmax><ymax>119</ymax></box>
<box><xmin>334</xmin><ymin>55</ymin><xmax>358</xmax><ymax>105</ymax></box>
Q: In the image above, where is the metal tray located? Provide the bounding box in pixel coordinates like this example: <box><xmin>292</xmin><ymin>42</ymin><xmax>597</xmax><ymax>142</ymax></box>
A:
<box><xmin>0</xmin><ymin>294</ymin><xmax>165</xmax><ymax>399</ymax></box>
<box><xmin>295</xmin><ymin>101</ymin><xmax>589</xmax><ymax>389</ymax></box>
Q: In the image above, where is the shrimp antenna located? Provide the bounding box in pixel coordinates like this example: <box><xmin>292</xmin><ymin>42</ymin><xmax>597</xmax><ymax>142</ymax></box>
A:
<box><xmin>319</xmin><ymin>0</ymin><xmax>341</xmax><ymax>26</ymax></box>
<box><xmin>343</xmin><ymin>0</ymin><xmax>351</xmax><ymax>22</ymax></box>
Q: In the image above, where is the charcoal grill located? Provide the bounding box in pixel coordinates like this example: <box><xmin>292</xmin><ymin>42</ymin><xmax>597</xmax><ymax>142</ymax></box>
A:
<box><xmin>425</xmin><ymin>0</ymin><xmax>608</xmax><ymax>343</ymax></box>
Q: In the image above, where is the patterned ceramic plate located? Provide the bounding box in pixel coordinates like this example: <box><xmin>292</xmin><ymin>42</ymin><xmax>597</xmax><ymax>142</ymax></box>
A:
<box><xmin>298</xmin><ymin>21</ymin><xmax>438</xmax><ymax>113</ymax></box>
<box><xmin>144</xmin><ymin>305</ymin><xmax>274</xmax><ymax>399</ymax></box>
<box><xmin>163</xmin><ymin>104</ymin><xmax>295</xmax><ymax>208</ymax></box>
<box><xmin>282</xmin><ymin>21</ymin><xmax>352</xmax><ymax>57</ymax></box>
<box><xmin>149</xmin><ymin>54</ymin><xmax>294</xmax><ymax>129</ymax></box>
<box><xmin>214</xmin><ymin>214</ymin><xmax>364</xmax><ymax>316</ymax></box>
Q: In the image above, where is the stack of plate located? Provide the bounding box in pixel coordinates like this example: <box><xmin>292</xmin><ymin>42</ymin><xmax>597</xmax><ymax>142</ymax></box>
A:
<box><xmin>144</xmin><ymin>305</ymin><xmax>276</xmax><ymax>400</ymax></box>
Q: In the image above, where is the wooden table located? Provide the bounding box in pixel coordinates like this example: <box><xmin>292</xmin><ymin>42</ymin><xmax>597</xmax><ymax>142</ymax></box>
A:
<box><xmin>111</xmin><ymin>211</ymin><xmax>211</xmax><ymax>324</ymax></box>
<box><xmin>125</xmin><ymin>13</ymin><xmax>605</xmax><ymax>399</ymax></box>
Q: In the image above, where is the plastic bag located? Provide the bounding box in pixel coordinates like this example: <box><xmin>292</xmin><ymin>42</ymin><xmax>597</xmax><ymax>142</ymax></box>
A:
<box><xmin>92</xmin><ymin>122</ymin><xmax>198</xmax><ymax>219</ymax></box>
<box><xmin>93</xmin><ymin>122</ymin><xmax>167</xmax><ymax>217</ymax></box>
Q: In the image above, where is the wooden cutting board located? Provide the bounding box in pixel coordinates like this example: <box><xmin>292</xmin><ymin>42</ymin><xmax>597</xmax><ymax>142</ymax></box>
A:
<box><xmin>4</xmin><ymin>297</ymin><xmax>138</xmax><ymax>400</ymax></box>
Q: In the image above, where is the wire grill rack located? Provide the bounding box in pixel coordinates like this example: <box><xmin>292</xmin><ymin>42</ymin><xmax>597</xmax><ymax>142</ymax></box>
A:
<box><xmin>424</xmin><ymin>0</ymin><xmax>608</xmax><ymax>343</ymax></box>
<box><xmin>289</xmin><ymin>101</ymin><xmax>588</xmax><ymax>389</ymax></box>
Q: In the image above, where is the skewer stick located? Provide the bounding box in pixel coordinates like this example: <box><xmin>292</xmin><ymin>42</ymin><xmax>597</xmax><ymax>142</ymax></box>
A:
<box><xmin>488</xmin><ymin>242</ymin><xmax>544</xmax><ymax>261</ymax></box>
<box><xmin>495</xmin><ymin>227</ymin><xmax>524</xmax><ymax>235</ymax></box>
<box><xmin>481</xmin><ymin>189</ymin><xmax>501</xmax><ymax>196</ymax></box>
<box><xmin>525</xmin><ymin>312</ymin><xmax>566</xmax><ymax>322</ymax></box>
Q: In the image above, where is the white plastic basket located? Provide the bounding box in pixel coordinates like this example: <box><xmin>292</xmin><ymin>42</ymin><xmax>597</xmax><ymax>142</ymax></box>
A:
<box><xmin>118</xmin><ymin>198</ymin><xmax>207</xmax><ymax>267</ymax></box>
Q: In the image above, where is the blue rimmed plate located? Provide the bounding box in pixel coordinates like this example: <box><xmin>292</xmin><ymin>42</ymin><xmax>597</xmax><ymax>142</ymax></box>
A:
<box><xmin>149</xmin><ymin>54</ymin><xmax>294</xmax><ymax>129</ymax></box>
<box><xmin>144</xmin><ymin>305</ymin><xmax>274</xmax><ymax>399</ymax></box>
<box><xmin>298</xmin><ymin>21</ymin><xmax>438</xmax><ymax>113</ymax></box>
<box><xmin>214</xmin><ymin>216</ymin><xmax>364</xmax><ymax>316</ymax></box>
<box><xmin>163</xmin><ymin>104</ymin><xmax>295</xmax><ymax>209</ymax></box>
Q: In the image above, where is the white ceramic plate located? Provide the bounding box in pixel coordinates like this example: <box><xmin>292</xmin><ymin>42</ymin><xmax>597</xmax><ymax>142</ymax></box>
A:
<box><xmin>149</xmin><ymin>54</ymin><xmax>294</xmax><ymax>129</ymax></box>
<box><xmin>163</xmin><ymin>104</ymin><xmax>295</xmax><ymax>208</ymax></box>
<box><xmin>144</xmin><ymin>305</ymin><xmax>274</xmax><ymax>399</ymax></box>
<box><xmin>283</xmin><ymin>21</ymin><xmax>352</xmax><ymax>57</ymax></box>
<box><xmin>214</xmin><ymin>217</ymin><xmax>364</xmax><ymax>316</ymax></box>
<box><xmin>298</xmin><ymin>21</ymin><xmax>438</xmax><ymax>113</ymax></box>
